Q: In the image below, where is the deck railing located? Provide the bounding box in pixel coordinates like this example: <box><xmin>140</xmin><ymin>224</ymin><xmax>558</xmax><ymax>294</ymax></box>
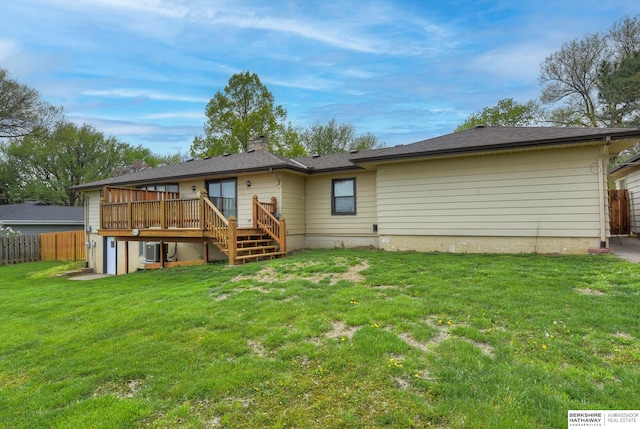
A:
<box><xmin>253</xmin><ymin>195</ymin><xmax>286</xmax><ymax>254</ymax></box>
<box><xmin>102</xmin><ymin>186</ymin><xmax>179</xmax><ymax>203</ymax></box>
<box><xmin>202</xmin><ymin>192</ymin><xmax>230</xmax><ymax>247</ymax></box>
<box><xmin>100</xmin><ymin>186</ymin><xmax>285</xmax><ymax>262</ymax></box>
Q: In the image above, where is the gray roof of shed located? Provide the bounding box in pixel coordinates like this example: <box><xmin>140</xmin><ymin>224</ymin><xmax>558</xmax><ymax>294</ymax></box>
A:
<box><xmin>610</xmin><ymin>152</ymin><xmax>640</xmax><ymax>175</ymax></box>
<box><xmin>0</xmin><ymin>201</ymin><xmax>84</xmax><ymax>223</ymax></box>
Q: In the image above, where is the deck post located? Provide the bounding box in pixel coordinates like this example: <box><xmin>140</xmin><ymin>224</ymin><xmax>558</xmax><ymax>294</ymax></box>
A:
<box><xmin>124</xmin><ymin>241</ymin><xmax>129</xmax><ymax>274</ymax></box>
<box><xmin>199</xmin><ymin>189</ymin><xmax>208</xmax><ymax>230</ymax></box>
<box><xmin>252</xmin><ymin>195</ymin><xmax>258</xmax><ymax>228</ymax></box>
<box><xmin>127</xmin><ymin>200</ymin><xmax>132</xmax><ymax>229</ymax></box>
<box><xmin>279</xmin><ymin>217</ymin><xmax>286</xmax><ymax>254</ymax></box>
<box><xmin>160</xmin><ymin>199</ymin><xmax>165</xmax><ymax>229</ymax></box>
<box><xmin>228</xmin><ymin>216</ymin><xmax>237</xmax><ymax>265</ymax></box>
<box><xmin>100</xmin><ymin>187</ymin><xmax>107</xmax><ymax>229</ymax></box>
<box><xmin>271</xmin><ymin>196</ymin><xmax>277</xmax><ymax>214</ymax></box>
<box><xmin>160</xmin><ymin>241</ymin><xmax>165</xmax><ymax>269</ymax></box>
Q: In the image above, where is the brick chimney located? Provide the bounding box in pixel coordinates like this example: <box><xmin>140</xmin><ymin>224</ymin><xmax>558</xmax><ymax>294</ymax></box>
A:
<box><xmin>247</xmin><ymin>136</ymin><xmax>269</xmax><ymax>152</ymax></box>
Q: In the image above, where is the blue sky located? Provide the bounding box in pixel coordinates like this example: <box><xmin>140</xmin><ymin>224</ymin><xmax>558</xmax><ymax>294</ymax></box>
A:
<box><xmin>1</xmin><ymin>1</ymin><xmax>638</xmax><ymax>155</ymax></box>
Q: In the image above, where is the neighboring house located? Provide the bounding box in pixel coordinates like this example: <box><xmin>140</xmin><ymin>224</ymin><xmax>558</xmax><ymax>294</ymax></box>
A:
<box><xmin>71</xmin><ymin>127</ymin><xmax>640</xmax><ymax>275</ymax></box>
<box><xmin>0</xmin><ymin>200</ymin><xmax>84</xmax><ymax>235</ymax></box>
<box><xmin>609</xmin><ymin>152</ymin><xmax>640</xmax><ymax>234</ymax></box>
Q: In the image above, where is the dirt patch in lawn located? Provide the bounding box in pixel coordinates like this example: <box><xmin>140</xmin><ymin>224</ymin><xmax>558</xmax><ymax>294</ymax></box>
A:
<box><xmin>232</xmin><ymin>259</ymin><xmax>369</xmax><ymax>286</ymax></box>
<box><xmin>94</xmin><ymin>379</ymin><xmax>143</xmax><ymax>399</ymax></box>
<box><xmin>398</xmin><ymin>320</ymin><xmax>495</xmax><ymax>358</ymax></box>
<box><xmin>324</xmin><ymin>321</ymin><xmax>359</xmax><ymax>340</ymax></box>
<box><xmin>574</xmin><ymin>287</ymin><xmax>605</xmax><ymax>296</ymax></box>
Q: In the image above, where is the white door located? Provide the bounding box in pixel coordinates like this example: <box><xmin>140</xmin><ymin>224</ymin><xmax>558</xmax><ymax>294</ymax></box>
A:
<box><xmin>106</xmin><ymin>237</ymin><xmax>117</xmax><ymax>275</ymax></box>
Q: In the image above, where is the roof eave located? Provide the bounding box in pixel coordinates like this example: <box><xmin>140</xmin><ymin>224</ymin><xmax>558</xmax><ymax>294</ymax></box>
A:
<box><xmin>352</xmin><ymin>135</ymin><xmax>624</xmax><ymax>164</ymax></box>
<box><xmin>71</xmin><ymin>162</ymin><xmax>308</xmax><ymax>191</ymax></box>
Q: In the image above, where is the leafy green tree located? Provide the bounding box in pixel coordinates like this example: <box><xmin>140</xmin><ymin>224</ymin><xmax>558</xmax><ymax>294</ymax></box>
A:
<box><xmin>3</xmin><ymin>121</ymin><xmax>161</xmax><ymax>206</ymax></box>
<box><xmin>300</xmin><ymin>118</ymin><xmax>384</xmax><ymax>155</ymax></box>
<box><xmin>539</xmin><ymin>15</ymin><xmax>640</xmax><ymax>127</ymax></box>
<box><xmin>0</xmin><ymin>155</ymin><xmax>21</xmax><ymax>204</ymax></box>
<box><xmin>191</xmin><ymin>71</ymin><xmax>298</xmax><ymax>157</ymax></box>
<box><xmin>598</xmin><ymin>51</ymin><xmax>640</xmax><ymax>127</ymax></box>
<box><xmin>455</xmin><ymin>98</ymin><xmax>542</xmax><ymax>131</ymax></box>
<box><xmin>0</xmin><ymin>68</ymin><xmax>60</xmax><ymax>138</ymax></box>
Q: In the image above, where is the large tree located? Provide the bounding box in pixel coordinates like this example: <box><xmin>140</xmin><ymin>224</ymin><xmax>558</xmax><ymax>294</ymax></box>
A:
<box><xmin>3</xmin><ymin>121</ymin><xmax>161</xmax><ymax>206</ymax></box>
<box><xmin>0</xmin><ymin>155</ymin><xmax>21</xmax><ymax>204</ymax></box>
<box><xmin>0</xmin><ymin>68</ymin><xmax>60</xmax><ymax>139</ymax></box>
<box><xmin>191</xmin><ymin>71</ymin><xmax>300</xmax><ymax>157</ymax></box>
<box><xmin>598</xmin><ymin>51</ymin><xmax>640</xmax><ymax>127</ymax></box>
<box><xmin>300</xmin><ymin>118</ymin><xmax>384</xmax><ymax>155</ymax></box>
<box><xmin>539</xmin><ymin>15</ymin><xmax>640</xmax><ymax>127</ymax></box>
<box><xmin>455</xmin><ymin>98</ymin><xmax>542</xmax><ymax>131</ymax></box>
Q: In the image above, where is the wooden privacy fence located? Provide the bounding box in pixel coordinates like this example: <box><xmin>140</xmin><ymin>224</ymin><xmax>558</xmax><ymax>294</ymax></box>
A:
<box><xmin>0</xmin><ymin>235</ymin><xmax>40</xmax><ymax>265</ymax></box>
<box><xmin>609</xmin><ymin>189</ymin><xmax>630</xmax><ymax>235</ymax></box>
<box><xmin>40</xmin><ymin>230</ymin><xmax>86</xmax><ymax>261</ymax></box>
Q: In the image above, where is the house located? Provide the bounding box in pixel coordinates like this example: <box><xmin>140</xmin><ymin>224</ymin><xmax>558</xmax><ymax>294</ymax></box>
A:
<box><xmin>71</xmin><ymin>127</ymin><xmax>640</xmax><ymax>275</ymax></box>
<box><xmin>609</xmin><ymin>151</ymin><xmax>640</xmax><ymax>234</ymax></box>
<box><xmin>0</xmin><ymin>200</ymin><xmax>84</xmax><ymax>235</ymax></box>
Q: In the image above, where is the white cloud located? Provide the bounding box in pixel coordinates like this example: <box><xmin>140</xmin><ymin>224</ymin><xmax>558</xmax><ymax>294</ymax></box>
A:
<box><xmin>46</xmin><ymin>0</ymin><xmax>188</xmax><ymax>18</ymax></box>
<box><xmin>82</xmin><ymin>89</ymin><xmax>209</xmax><ymax>104</ymax></box>
<box><xmin>469</xmin><ymin>44</ymin><xmax>553</xmax><ymax>83</ymax></box>
<box><xmin>0</xmin><ymin>39</ymin><xmax>18</xmax><ymax>63</ymax></box>
<box><xmin>143</xmin><ymin>111</ymin><xmax>205</xmax><ymax>120</ymax></box>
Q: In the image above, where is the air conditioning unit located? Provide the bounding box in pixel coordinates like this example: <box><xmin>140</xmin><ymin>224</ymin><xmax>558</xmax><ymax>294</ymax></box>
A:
<box><xmin>145</xmin><ymin>243</ymin><xmax>161</xmax><ymax>262</ymax></box>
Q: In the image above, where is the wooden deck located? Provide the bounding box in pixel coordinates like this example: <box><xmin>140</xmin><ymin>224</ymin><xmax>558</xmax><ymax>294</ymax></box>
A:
<box><xmin>98</xmin><ymin>186</ymin><xmax>286</xmax><ymax>266</ymax></box>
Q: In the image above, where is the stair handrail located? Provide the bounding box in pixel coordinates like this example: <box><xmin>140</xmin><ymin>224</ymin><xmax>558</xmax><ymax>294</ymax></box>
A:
<box><xmin>201</xmin><ymin>190</ymin><xmax>230</xmax><ymax>248</ymax></box>
<box><xmin>253</xmin><ymin>195</ymin><xmax>286</xmax><ymax>254</ymax></box>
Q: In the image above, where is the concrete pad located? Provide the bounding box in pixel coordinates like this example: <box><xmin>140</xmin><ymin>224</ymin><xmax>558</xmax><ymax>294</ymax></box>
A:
<box><xmin>68</xmin><ymin>274</ymin><xmax>114</xmax><ymax>281</ymax></box>
<box><xmin>609</xmin><ymin>235</ymin><xmax>640</xmax><ymax>263</ymax></box>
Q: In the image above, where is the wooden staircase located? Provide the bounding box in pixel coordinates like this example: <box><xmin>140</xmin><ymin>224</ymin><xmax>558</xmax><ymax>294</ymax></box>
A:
<box><xmin>203</xmin><ymin>194</ymin><xmax>287</xmax><ymax>265</ymax></box>
<box><xmin>99</xmin><ymin>186</ymin><xmax>286</xmax><ymax>267</ymax></box>
<box><xmin>232</xmin><ymin>228</ymin><xmax>286</xmax><ymax>264</ymax></box>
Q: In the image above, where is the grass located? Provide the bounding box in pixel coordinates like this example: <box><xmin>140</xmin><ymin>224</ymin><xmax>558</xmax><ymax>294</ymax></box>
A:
<box><xmin>0</xmin><ymin>249</ymin><xmax>639</xmax><ymax>428</ymax></box>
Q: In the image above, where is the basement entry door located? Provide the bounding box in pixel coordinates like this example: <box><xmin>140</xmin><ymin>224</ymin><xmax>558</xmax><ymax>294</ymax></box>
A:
<box><xmin>105</xmin><ymin>237</ymin><xmax>117</xmax><ymax>275</ymax></box>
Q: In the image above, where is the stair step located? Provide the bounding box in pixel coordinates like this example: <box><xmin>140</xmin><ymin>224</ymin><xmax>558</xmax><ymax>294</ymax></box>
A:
<box><xmin>234</xmin><ymin>252</ymin><xmax>286</xmax><ymax>263</ymax></box>
<box><xmin>236</xmin><ymin>245</ymin><xmax>279</xmax><ymax>254</ymax></box>
<box><xmin>237</xmin><ymin>239</ymin><xmax>273</xmax><ymax>247</ymax></box>
<box><xmin>236</xmin><ymin>229</ymin><xmax>266</xmax><ymax>237</ymax></box>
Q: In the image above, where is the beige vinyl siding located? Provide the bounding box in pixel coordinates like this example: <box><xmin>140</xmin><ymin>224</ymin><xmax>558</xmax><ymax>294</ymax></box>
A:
<box><xmin>376</xmin><ymin>146</ymin><xmax>604</xmax><ymax>238</ymax></box>
<box><xmin>306</xmin><ymin>171</ymin><xmax>377</xmax><ymax>236</ymax></box>
<box><xmin>626</xmin><ymin>169</ymin><xmax>640</xmax><ymax>234</ymax></box>
<box><xmin>179</xmin><ymin>180</ymin><xmax>205</xmax><ymax>199</ymax></box>
<box><xmin>236</xmin><ymin>173</ymin><xmax>281</xmax><ymax>227</ymax></box>
<box><xmin>85</xmin><ymin>190</ymin><xmax>101</xmax><ymax>232</ymax></box>
<box><xmin>280</xmin><ymin>173</ymin><xmax>305</xmax><ymax>235</ymax></box>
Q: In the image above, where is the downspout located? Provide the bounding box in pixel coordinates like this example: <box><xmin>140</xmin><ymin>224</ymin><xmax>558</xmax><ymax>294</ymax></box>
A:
<box><xmin>598</xmin><ymin>138</ymin><xmax>610</xmax><ymax>248</ymax></box>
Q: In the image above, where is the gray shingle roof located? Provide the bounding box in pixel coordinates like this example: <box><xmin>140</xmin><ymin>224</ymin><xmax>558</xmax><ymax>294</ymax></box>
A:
<box><xmin>72</xmin><ymin>126</ymin><xmax>640</xmax><ymax>190</ymax></box>
<box><xmin>0</xmin><ymin>201</ymin><xmax>84</xmax><ymax>223</ymax></box>
<box><xmin>350</xmin><ymin>126</ymin><xmax>640</xmax><ymax>162</ymax></box>
<box><xmin>72</xmin><ymin>150</ymin><xmax>309</xmax><ymax>191</ymax></box>
<box><xmin>293</xmin><ymin>152</ymin><xmax>359</xmax><ymax>172</ymax></box>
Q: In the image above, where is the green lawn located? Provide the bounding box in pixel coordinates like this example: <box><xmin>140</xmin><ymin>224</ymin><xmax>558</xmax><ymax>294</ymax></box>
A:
<box><xmin>1</xmin><ymin>250</ymin><xmax>639</xmax><ymax>428</ymax></box>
